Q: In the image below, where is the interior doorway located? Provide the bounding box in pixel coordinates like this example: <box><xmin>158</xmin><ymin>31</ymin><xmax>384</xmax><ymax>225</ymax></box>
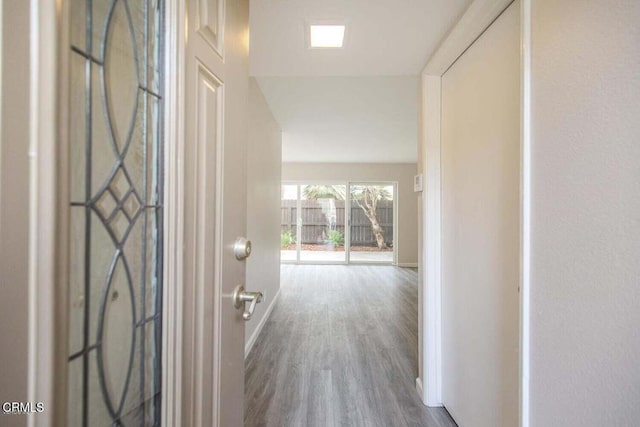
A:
<box><xmin>280</xmin><ymin>182</ymin><xmax>397</xmax><ymax>265</ymax></box>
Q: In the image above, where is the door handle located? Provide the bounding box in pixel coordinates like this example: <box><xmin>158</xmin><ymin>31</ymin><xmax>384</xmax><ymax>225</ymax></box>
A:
<box><xmin>232</xmin><ymin>285</ymin><xmax>263</xmax><ymax>320</ymax></box>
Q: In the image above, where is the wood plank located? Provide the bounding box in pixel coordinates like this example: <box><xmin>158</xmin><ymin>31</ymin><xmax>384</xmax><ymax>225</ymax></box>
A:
<box><xmin>245</xmin><ymin>265</ymin><xmax>457</xmax><ymax>427</ymax></box>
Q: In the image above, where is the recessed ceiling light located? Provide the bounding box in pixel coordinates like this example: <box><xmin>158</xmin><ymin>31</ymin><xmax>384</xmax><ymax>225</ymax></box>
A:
<box><xmin>309</xmin><ymin>24</ymin><xmax>346</xmax><ymax>48</ymax></box>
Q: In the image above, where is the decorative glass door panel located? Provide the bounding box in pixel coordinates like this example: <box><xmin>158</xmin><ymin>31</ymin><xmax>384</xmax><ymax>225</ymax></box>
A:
<box><xmin>67</xmin><ymin>0</ymin><xmax>164</xmax><ymax>425</ymax></box>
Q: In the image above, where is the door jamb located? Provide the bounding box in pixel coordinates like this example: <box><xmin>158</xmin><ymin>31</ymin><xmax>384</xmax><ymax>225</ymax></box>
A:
<box><xmin>417</xmin><ymin>1</ymin><xmax>531</xmax><ymax>427</ymax></box>
<box><xmin>28</xmin><ymin>0</ymin><xmax>62</xmax><ymax>424</ymax></box>
<box><xmin>162</xmin><ymin>0</ymin><xmax>186</xmax><ymax>424</ymax></box>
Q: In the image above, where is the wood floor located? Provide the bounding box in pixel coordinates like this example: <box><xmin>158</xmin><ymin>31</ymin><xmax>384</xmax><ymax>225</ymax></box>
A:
<box><xmin>245</xmin><ymin>265</ymin><xmax>457</xmax><ymax>427</ymax></box>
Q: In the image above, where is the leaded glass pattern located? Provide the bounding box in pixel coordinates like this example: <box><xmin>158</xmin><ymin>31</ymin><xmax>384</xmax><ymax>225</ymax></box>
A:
<box><xmin>67</xmin><ymin>0</ymin><xmax>164</xmax><ymax>425</ymax></box>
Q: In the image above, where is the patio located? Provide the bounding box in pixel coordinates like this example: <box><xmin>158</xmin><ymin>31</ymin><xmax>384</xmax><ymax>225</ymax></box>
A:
<box><xmin>281</xmin><ymin>250</ymin><xmax>393</xmax><ymax>263</ymax></box>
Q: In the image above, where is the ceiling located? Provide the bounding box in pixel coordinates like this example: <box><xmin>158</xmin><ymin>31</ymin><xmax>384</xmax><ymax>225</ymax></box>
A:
<box><xmin>249</xmin><ymin>0</ymin><xmax>473</xmax><ymax>163</ymax></box>
<box><xmin>249</xmin><ymin>0</ymin><xmax>473</xmax><ymax>76</ymax></box>
<box><xmin>257</xmin><ymin>76</ymin><xmax>419</xmax><ymax>163</ymax></box>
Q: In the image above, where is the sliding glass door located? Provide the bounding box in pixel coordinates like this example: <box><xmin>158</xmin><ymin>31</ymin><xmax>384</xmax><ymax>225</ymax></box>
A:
<box><xmin>281</xmin><ymin>182</ymin><xmax>396</xmax><ymax>264</ymax></box>
<box><xmin>299</xmin><ymin>185</ymin><xmax>347</xmax><ymax>263</ymax></box>
<box><xmin>348</xmin><ymin>184</ymin><xmax>395</xmax><ymax>263</ymax></box>
<box><xmin>280</xmin><ymin>185</ymin><xmax>298</xmax><ymax>262</ymax></box>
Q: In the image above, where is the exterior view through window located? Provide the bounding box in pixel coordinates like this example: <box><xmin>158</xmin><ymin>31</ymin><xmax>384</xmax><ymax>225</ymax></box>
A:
<box><xmin>349</xmin><ymin>184</ymin><xmax>395</xmax><ymax>263</ymax></box>
<box><xmin>281</xmin><ymin>183</ymin><xmax>395</xmax><ymax>264</ymax></box>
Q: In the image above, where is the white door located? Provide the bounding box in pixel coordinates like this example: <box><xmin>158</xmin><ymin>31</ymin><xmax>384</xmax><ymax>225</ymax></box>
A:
<box><xmin>181</xmin><ymin>0</ymin><xmax>251</xmax><ymax>426</ymax></box>
<box><xmin>62</xmin><ymin>0</ymin><xmax>252</xmax><ymax>425</ymax></box>
<box><xmin>440</xmin><ymin>1</ymin><xmax>520</xmax><ymax>426</ymax></box>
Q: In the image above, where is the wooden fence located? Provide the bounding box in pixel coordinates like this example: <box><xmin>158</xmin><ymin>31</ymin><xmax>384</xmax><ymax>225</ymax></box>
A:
<box><xmin>281</xmin><ymin>200</ymin><xmax>393</xmax><ymax>247</ymax></box>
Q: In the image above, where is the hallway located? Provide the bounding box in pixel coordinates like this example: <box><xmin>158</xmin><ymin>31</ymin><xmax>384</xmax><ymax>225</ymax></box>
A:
<box><xmin>244</xmin><ymin>265</ymin><xmax>456</xmax><ymax>427</ymax></box>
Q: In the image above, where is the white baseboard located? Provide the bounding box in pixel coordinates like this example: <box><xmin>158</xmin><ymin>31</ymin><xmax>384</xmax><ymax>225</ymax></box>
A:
<box><xmin>397</xmin><ymin>262</ymin><xmax>419</xmax><ymax>268</ymax></box>
<box><xmin>244</xmin><ymin>287</ymin><xmax>281</xmax><ymax>358</ymax></box>
<box><xmin>416</xmin><ymin>377</ymin><xmax>424</xmax><ymax>401</ymax></box>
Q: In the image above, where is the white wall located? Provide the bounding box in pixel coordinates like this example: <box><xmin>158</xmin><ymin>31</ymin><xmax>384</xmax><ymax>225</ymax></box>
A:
<box><xmin>245</xmin><ymin>78</ymin><xmax>282</xmax><ymax>353</ymax></box>
<box><xmin>439</xmin><ymin>2</ymin><xmax>520</xmax><ymax>426</ymax></box>
<box><xmin>0</xmin><ymin>2</ymin><xmax>31</xmax><ymax>425</ymax></box>
<box><xmin>282</xmin><ymin>162</ymin><xmax>419</xmax><ymax>266</ymax></box>
<box><xmin>529</xmin><ymin>1</ymin><xmax>640</xmax><ymax>425</ymax></box>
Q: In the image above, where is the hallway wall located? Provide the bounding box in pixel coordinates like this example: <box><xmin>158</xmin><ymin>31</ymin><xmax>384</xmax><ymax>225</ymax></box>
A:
<box><xmin>529</xmin><ymin>0</ymin><xmax>640</xmax><ymax>425</ymax></box>
<box><xmin>282</xmin><ymin>162</ymin><xmax>419</xmax><ymax>266</ymax></box>
<box><xmin>245</xmin><ymin>78</ymin><xmax>282</xmax><ymax>352</ymax></box>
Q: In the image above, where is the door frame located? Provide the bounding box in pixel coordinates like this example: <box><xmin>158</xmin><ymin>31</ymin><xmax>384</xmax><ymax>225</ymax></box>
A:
<box><xmin>162</xmin><ymin>0</ymin><xmax>186</xmax><ymax>424</ymax></box>
<box><xmin>29</xmin><ymin>0</ymin><xmax>531</xmax><ymax>424</ymax></box>
<box><xmin>417</xmin><ymin>1</ymin><xmax>531</xmax><ymax>427</ymax></box>
<box><xmin>28</xmin><ymin>0</ymin><xmax>63</xmax><ymax>424</ymax></box>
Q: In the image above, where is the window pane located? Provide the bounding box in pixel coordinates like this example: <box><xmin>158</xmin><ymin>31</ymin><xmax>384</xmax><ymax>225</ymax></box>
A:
<box><xmin>299</xmin><ymin>185</ymin><xmax>346</xmax><ymax>263</ymax></box>
<box><xmin>280</xmin><ymin>185</ymin><xmax>298</xmax><ymax>262</ymax></box>
<box><xmin>349</xmin><ymin>184</ymin><xmax>394</xmax><ymax>263</ymax></box>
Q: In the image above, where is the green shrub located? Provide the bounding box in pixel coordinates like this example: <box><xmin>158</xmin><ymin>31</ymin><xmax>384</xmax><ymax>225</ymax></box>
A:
<box><xmin>326</xmin><ymin>230</ymin><xmax>344</xmax><ymax>247</ymax></box>
<box><xmin>281</xmin><ymin>230</ymin><xmax>295</xmax><ymax>248</ymax></box>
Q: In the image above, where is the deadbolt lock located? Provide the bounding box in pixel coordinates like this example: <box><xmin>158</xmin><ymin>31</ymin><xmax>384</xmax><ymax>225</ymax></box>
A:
<box><xmin>234</xmin><ymin>237</ymin><xmax>252</xmax><ymax>260</ymax></box>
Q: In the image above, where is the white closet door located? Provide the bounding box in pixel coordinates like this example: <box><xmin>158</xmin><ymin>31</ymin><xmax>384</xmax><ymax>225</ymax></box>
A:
<box><xmin>440</xmin><ymin>2</ymin><xmax>520</xmax><ymax>426</ymax></box>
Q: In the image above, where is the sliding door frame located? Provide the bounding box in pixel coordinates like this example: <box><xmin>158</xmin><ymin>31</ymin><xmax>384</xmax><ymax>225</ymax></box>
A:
<box><xmin>281</xmin><ymin>180</ymin><xmax>349</xmax><ymax>265</ymax></box>
<box><xmin>281</xmin><ymin>181</ymin><xmax>398</xmax><ymax>266</ymax></box>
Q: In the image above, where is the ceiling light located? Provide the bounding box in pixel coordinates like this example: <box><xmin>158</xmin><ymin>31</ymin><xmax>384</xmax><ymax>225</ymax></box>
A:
<box><xmin>309</xmin><ymin>24</ymin><xmax>345</xmax><ymax>48</ymax></box>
